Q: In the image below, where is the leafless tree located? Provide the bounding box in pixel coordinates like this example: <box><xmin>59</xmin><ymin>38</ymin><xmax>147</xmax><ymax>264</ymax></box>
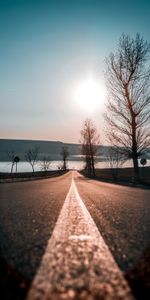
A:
<box><xmin>80</xmin><ymin>119</ymin><xmax>100</xmax><ymax>177</ymax></box>
<box><xmin>25</xmin><ymin>147</ymin><xmax>39</xmax><ymax>173</ymax></box>
<box><xmin>105</xmin><ymin>33</ymin><xmax>150</xmax><ymax>181</ymax></box>
<box><xmin>7</xmin><ymin>150</ymin><xmax>15</xmax><ymax>173</ymax></box>
<box><xmin>105</xmin><ymin>146</ymin><xmax>126</xmax><ymax>180</ymax></box>
<box><xmin>60</xmin><ymin>146</ymin><xmax>69</xmax><ymax>171</ymax></box>
<box><xmin>40</xmin><ymin>156</ymin><xmax>51</xmax><ymax>173</ymax></box>
<box><xmin>7</xmin><ymin>151</ymin><xmax>20</xmax><ymax>173</ymax></box>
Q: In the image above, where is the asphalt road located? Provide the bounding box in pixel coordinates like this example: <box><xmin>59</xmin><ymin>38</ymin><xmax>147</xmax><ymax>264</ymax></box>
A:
<box><xmin>74</xmin><ymin>172</ymin><xmax>150</xmax><ymax>272</ymax></box>
<box><xmin>0</xmin><ymin>172</ymin><xmax>72</xmax><ymax>279</ymax></box>
<box><xmin>0</xmin><ymin>171</ymin><xmax>150</xmax><ymax>287</ymax></box>
<box><xmin>28</xmin><ymin>177</ymin><xmax>134</xmax><ymax>300</ymax></box>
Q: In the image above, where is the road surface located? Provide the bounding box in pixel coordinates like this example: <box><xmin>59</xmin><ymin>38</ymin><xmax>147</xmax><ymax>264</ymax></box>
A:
<box><xmin>74</xmin><ymin>172</ymin><xmax>150</xmax><ymax>272</ymax></box>
<box><xmin>0</xmin><ymin>171</ymin><xmax>150</xmax><ymax>299</ymax></box>
<box><xmin>0</xmin><ymin>172</ymin><xmax>72</xmax><ymax>278</ymax></box>
<box><xmin>28</xmin><ymin>176</ymin><xmax>134</xmax><ymax>300</ymax></box>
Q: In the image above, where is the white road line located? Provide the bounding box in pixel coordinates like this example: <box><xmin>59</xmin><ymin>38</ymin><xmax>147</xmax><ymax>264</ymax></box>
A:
<box><xmin>27</xmin><ymin>176</ymin><xmax>134</xmax><ymax>300</ymax></box>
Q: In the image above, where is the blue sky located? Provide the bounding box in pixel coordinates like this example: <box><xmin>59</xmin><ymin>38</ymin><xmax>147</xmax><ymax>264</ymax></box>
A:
<box><xmin>0</xmin><ymin>0</ymin><xmax>150</xmax><ymax>142</ymax></box>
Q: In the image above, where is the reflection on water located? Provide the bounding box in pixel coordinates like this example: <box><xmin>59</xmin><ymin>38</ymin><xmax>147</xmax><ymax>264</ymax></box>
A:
<box><xmin>0</xmin><ymin>159</ymin><xmax>149</xmax><ymax>173</ymax></box>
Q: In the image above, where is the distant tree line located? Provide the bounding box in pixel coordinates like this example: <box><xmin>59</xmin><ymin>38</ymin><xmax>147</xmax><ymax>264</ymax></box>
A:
<box><xmin>7</xmin><ymin>145</ymin><xmax>70</xmax><ymax>175</ymax></box>
<box><xmin>7</xmin><ymin>147</ymin><xmax>51</xmax><ymax>174</ymax></box>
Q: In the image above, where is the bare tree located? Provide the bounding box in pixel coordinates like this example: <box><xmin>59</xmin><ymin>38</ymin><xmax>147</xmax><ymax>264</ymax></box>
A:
<box><xmin>7</xmin><ymin>150</ymin><xmax>15</xmax><ymax>174</ymax></box>
<box><xmin>40</xmin><ymin>156</ymin><xmax>51</xmax><ymax>173</ymax></box>
<box><xmin>105</xmin><ymin>33</ymin><xmax>150</xmax><ymax>181</ymax></box>
<box><xmin>25</xmin><ymin>147</ymin><xmax>39</xmax><ymax>173</ymax></box>
<box><xmin>60</xmin><ymin>146</ymin><xmax>69</xmax><ymax>171</ymax></box>
<box><xmin>7</xmin><ymin>151</ymin><xmax>20</xmax><ymax>173</ymax></box>
<box><xmin>105</xmin><ymin>146</ymin><xmax>126</xmax><ymax>180</ymax></box>
<box><xmin>80</xmin><ymin>119</ymin><xmax>100</xmax><ymax>177</ymax></box>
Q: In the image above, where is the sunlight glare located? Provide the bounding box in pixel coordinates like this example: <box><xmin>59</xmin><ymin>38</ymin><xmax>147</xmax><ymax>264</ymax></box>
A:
<box><xmin>75</xmin><ymin>78</ymin><xmax>106</xmax><ymax>111</ymax></box>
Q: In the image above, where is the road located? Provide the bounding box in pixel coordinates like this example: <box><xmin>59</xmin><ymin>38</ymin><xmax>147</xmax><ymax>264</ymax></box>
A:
<box><xmin>74</xmin><ymin>172</ymin><xmax>150</xmax><ymax>272</ymax></box>
<box><xmin>0</xmin><ymin>172</ymin><xmax>72</xmax><ymax>278</ymax></box>
<box><xmin>28</xmin><ymin>175</ymin><xmax>134</xmax><ymax>300</ymax></box>
<box><xmin>0</xmin><ymin>171</ymin><xmax>150</xmax><ymax>298</ymax></box>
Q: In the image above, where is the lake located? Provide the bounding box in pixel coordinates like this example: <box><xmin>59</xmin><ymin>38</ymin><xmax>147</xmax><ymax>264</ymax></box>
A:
<box><xmin>0</xmin><ymin>159</ymin><xmax>149</xmax><ymax>173</ymax></box>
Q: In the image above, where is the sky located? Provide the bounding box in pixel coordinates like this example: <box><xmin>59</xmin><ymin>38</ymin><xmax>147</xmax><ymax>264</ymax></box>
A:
<box><xmin>0</xmin><ymin>0</ymin><xmax>150</xmax><ymax>143</ymax></box>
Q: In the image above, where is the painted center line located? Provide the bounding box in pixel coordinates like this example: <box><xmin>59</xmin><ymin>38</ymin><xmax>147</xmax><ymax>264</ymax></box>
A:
<box><xmin>27</xmin><ymin>177</ymin><xmax>134</xmax><ymax>300</ymax></box>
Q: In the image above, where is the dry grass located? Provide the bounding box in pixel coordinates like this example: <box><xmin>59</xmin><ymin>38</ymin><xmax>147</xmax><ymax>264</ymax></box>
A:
<box><xmin>0</xmin><ymin>170</ymin><xmax>67</xmax><ymax>183</ymax></box>
<box><xmin>82</xmin><ymin>167</ymin><xmax>150</xmax><ymax>186</ymax></box>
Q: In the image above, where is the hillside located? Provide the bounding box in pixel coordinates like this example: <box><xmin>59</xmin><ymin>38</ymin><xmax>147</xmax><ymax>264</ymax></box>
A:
<box><xmin>0</xmin><ymin>139</ymin><xmax>82</xmax><ymax>161</ymax></box>
<box><xmin>1</xmin><ymin>139</ymin><xmax>149</xmax><ymax>163</ymax></box>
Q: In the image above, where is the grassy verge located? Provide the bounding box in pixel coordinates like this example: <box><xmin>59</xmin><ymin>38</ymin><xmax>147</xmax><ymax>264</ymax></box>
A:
<box><xmin>0</xmin><ymin>170</ymin><xmax>68</xmax><ymax>183</ymax></box>
<box><xmin>81</xmin><ymin>166</ymin><xmax>150</xmax><ymax>187</ymax></box>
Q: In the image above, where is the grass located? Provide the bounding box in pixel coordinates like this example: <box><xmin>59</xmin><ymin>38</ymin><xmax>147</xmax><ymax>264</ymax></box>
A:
<box><xmin>81</xmin><ymin>166</ymin><xmax>150</xmax><ymax>187</ymax></box>
<box><xmin>0</xmin><ymin>170</ymin><xmax>68</xmax><ymax>183</ymax></box>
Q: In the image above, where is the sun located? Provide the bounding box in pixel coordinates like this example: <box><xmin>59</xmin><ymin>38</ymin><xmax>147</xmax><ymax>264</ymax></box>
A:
<box><xmin>75</xmin><ymin>78</ymin><xmax>106</xmax><ymax>111</ymax></box>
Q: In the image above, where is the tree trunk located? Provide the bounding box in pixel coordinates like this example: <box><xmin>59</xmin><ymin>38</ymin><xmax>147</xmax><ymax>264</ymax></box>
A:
<box><xmin>132</xmin><ymin>136</ymin><xmax>140</xmax><ymax>182</ymax></box>
<box><xmin>32</xmin><ymin>164</ymin><xmax>34</xmax><ymax>174</ymax></box>
<box><xmin>131</xmin><ymin>113</ymin><xmax>140</xmax><ymax>182</ymax></box>
<box><xmin>91</xmin><ymin>155</ymin><xmax>95</xmax><ymax>177</ymax></box>
<box><xmin>132</xmin><ymin>155</ymin><xmax>139</xmax><ymax>182</ymax></box>
<box><xmin>62</xmin><ymin>159</ymin><xmax>66</xmax><ymax>170</ymax></box>
<box><xmin>11</xmin><ymin>162</ymin><xmax>14</xmax><ymax>174</ymax></box>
